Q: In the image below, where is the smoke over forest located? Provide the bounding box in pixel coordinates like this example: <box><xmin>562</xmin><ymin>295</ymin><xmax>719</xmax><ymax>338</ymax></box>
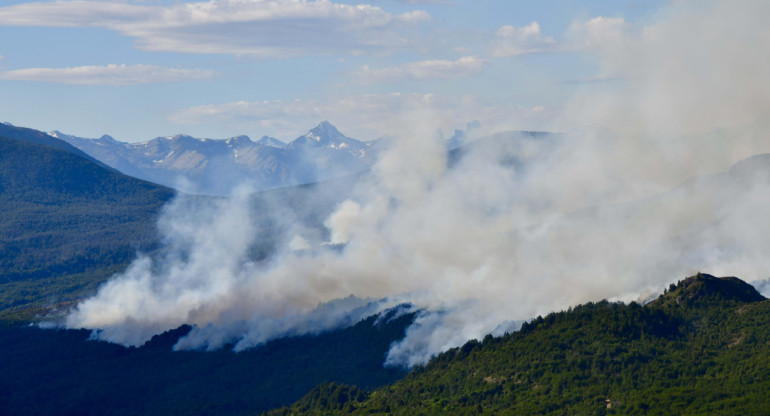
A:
<box><xmin>65</xmin><ymin>0</ymin><xmax>770</xmax><ymax>366</ymax></box>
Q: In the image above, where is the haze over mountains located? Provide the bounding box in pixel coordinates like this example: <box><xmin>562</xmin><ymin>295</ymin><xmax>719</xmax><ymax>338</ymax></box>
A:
<box><xmin>51</xmin><ymin>121</ymin><xmax>377</xmax><ymax>195</ymax></box>
<box><xmin>47</xmin><ymin>112</ymin><xmax>770</xmax><ymax>366</ymax></box>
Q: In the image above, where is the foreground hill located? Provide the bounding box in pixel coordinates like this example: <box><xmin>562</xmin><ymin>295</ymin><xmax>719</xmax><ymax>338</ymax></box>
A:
<box><xmin>272</xmin><ymin>274</ymin><xmax>770</xmax><ymax>415</ymax></box>
<box><xmin>0</xmin><ymin>128</ymin><xmax>175</xmax><ymax>320</ymax></box>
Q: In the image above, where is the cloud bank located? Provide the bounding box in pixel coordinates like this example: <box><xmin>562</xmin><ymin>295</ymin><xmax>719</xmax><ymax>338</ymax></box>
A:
<box><xmin>65</xmin><ymin>0</ymin><xmax>770</xmax><ymax>367</ymax></box>
<box><xmin>0</xmin><ymin>0</ymin><xmax>429</xmax><ymax>56</ymax></box>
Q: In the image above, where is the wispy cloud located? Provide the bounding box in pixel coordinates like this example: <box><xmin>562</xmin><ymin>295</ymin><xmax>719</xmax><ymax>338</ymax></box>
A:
<box><xmin>354</xmin><ymin>56</ymin><xmax>487</xmax><ymax>83</ymax></box>
<box><xmin>488</xmin><ymin>22</ymin><xmax>557</xmax><ymax>57</ymax></box>
<box><xmin>0</xmin><ymin>0</ymin><xmax>430</xmax><ymax>57</ymax></box>
<box><xmin>0</xmin><ymin>64</ymin><xmax>215</xmax><ymax>85</ymax></box>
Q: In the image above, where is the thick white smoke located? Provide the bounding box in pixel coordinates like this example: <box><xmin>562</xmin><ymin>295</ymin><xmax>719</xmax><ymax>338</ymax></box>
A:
<box><xmin>65</xmin><ymin>0</ymin><xmax>770</xmax><ymax>366</ymax></box>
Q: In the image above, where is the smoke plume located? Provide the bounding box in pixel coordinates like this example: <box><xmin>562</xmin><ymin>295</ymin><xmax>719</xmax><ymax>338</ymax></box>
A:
<box><xmin>65</xmin><ymin>0</ymin><xmax>770</xmax><ymax>366</ymax></box>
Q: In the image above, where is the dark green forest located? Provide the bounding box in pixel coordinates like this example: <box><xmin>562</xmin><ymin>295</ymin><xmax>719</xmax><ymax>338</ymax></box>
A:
<box><xmin>270</xmin><ymin>274</ymin><xmax>770</xmax><ymax>415</ymax></box>
<box><xmin>0</xmin><ymin>307</ymin><xmax>413</xmax><ymax>415</ymax></box>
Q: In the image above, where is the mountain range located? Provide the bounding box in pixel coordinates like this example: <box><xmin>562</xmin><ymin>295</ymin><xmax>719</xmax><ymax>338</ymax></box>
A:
<box><xmin>51</xmin><ymin>121</ymin><xmax>375</xmax><ymax>195</ymax></box>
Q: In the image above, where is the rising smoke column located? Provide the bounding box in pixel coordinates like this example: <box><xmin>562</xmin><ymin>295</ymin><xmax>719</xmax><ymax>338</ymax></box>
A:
<box><xmin>66</xmin><ymin>0</ymin><xmax>770</xmax><ymax>366</ymax></box>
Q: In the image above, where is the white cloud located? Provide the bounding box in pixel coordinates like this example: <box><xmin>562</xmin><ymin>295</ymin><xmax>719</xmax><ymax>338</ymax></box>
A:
<box><xmin>168</xmin><ymin>92</ymin><xmax>553</xmax><ymax>140</ymax></box>
<box><xmin>354</xmin><ymin>56</ymin><xmax>487</xmax><ymax>83</ymax></box>
<box><xmin>0</xmin><ymin>0</ymin><xmax>430</xmax><ymax>56</ymax></box>
<box><xmin>0</xmin><ymin>64</ymin><xmax>215</xmax><ymax>85</ymax></box>
<box><xmin>566</xmin><ymin>16</ymin><xmax>632</xmax><ymax>51</ymax></box>
<box><xmin>488</xmin><ymin>21</ymin><xmax>556</xmax><ymax>57</ymax></box>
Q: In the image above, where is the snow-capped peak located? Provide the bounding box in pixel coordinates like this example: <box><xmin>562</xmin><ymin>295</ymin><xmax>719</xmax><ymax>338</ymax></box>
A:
<box><xmin>305</xmin><ymin>120</ymin><xmax>345</xmax><ymax>143</ymax></box>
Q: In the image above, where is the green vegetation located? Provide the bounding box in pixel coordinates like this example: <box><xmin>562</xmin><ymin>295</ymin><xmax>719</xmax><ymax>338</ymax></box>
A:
<box><xmin>0</xmin><ymin>134</ymin><xmax>175</xmax><ymax>320</ymax></box>
<box><xmin>271</xmin><ymin>274</ymin><xmax>770</xmax><ymax>415</ymax></box>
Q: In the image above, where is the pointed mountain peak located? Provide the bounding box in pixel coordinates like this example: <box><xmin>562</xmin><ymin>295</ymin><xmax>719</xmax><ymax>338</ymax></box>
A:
<box><xmin>306</xmin><ymin>121</ymin><xmax>345</xmax><ymax>142</ymax></box>
<box><xmin>314</xmin><ymin>120</ymin><xmax>337</xmax><ymax>132</ymax></box>
<box><xmin>287</xmin><ymin>121</ymin><xmax>366</xmax><ymax>151</ymax></box>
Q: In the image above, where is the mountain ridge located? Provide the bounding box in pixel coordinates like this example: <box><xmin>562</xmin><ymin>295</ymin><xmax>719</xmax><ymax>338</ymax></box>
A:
<box><xmin>50</xmin><ymin>121</ymin><xmax>374</xmax><ymax>195</ymax></box>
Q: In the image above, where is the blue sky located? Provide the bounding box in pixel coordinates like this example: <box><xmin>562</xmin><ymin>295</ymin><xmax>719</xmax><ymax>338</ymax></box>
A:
<box><xmin>0</xmin><ymin>0</ymin><xmax>669</xmax><ymax>142</ymax></box>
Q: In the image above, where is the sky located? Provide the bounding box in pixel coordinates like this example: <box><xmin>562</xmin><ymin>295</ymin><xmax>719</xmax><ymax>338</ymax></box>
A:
<box><xmin>0</xmin><ymin>0</ymin><xmax>669</xmax><ymax>142</ymax></box>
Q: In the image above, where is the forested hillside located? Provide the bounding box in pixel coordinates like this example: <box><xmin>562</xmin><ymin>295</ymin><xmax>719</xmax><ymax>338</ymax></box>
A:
<box><xmin>271</xmin><ymin>274</ymin><xmax>770</xmax><ymax>415</ymax></box>
<box><xmin>0</xmin><ymin>133</ymin><xmax>175</xmax><ymax>320</ymax></box>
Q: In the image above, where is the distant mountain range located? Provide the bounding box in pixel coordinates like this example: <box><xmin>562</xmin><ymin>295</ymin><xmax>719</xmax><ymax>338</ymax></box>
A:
<box><xmin>51</xmin><ymin>121</ymin><xmax>376</xmax><ymax>195</ymax></box>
